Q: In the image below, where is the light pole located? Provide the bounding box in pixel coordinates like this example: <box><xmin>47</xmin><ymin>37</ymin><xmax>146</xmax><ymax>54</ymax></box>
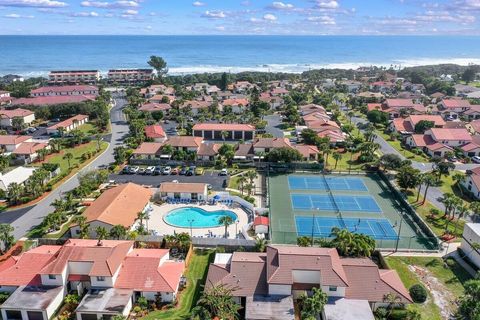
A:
<box><xmin>188</xmin><ymin>219</ymin><xmax>194</xmax><ymax>238</ymax></box>
<box><xmin>395</xmin><ymin>211</ymin><xmax>404</xmax><ymax>252</ymax></box>
<box><xmin>235</xmin><ymin>220</ymin><xmax>239</xmax><ymax>239</ymax></box>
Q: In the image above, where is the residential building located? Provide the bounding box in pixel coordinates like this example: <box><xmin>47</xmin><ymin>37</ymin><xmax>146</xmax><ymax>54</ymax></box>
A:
<box><xmin>70</xmin><ymin>183</ymin><xmax>152</xmax><ymax>238</ymax></box>
<box><xmin>438</xmin><ymin>99</ymin><xmax>472</xmax><ymax>119</ymax></box>
<box><xmin>388</xmin><ymin>115</ymin><xmax>446</xmax><ymax>134</ymax></box>
<box><xmin>12</xmin><ymin>142</ymin><xmax>49</xmax><ymax>164</ymax></box>
<box><xmin>0</xmin><ymin>135</ymin><xmax>32</xmax><ymax>152</ymax></box>
<box><xmin>0</xmin><ymin>166</ymin><xmax>36</xmax><ymax>191</ymax></box>
<box><xmin>192</xmin><ymin>123</ymin><xmax>255</xmax><ymax>141</ymax></box>
<box><xmin>460</xmin><ymin>223</ymin><xmax>480</xmax><ymax>269</ymax></box>
<box><xmin>293</xmin><ymin>145</ymin><xmax>320</xmax><ymax>161</ymax></box>
<box><xmin>339</xmin><ymin>80</ymin><xmax>362</xmax><ymax>92</ymax></box>
<box><xmin>158</xmin><ymin>182</ymin><xmax>208</xmax><ymax>201</ymax></box>
<box><xmin>145</xmin><ymin>125</ymin><xmax>167</xmax><ymax>143</ymax></box>
<box><xmin>223</xmin><ymin>98</ymin><xmax>249</xmax><ymax>114</ymax></box>
<box><xmin>0</xmin><ymin>239</ymin><xmax>184</xmax><ymax>320</ymax></box>
<box><xmin>30</xmin><ymin>85</ymin><xmax>99</xmax><ymax>97</ymax></box>
<box><xmin>163</xmin><ymin>136</ymin><xmax>203</xmax><ymax>152</ymax></box>
<box><xmin>182</xmin><ymin>100</ymin><xmax>212</xmax><ymax>116</ymax></box>
<box><xmin>259</xmin><ymin>93</ymin><xmax>283</xmax><ymax>109</ymax></box>
<box><xmin>253</xmin><ymin>137</ymin><xmax>292</xmax><ymax>154</ymax></box>
<box><xmin>12</xmin><ymin>95</ymin><xmax>96</xmax><ymax>106</ymax></box>
<box><xmin>138</xmin><ymin>102</ymin><xmax>171</xmax><ymax>113</ymax></box>
<box><xmin>381</xmin><ymin>99</ymin><xmax>425</xmax><ymax>118</ymax></box>
<box><xmin>48</xmin><ymin>70</ymin><xmax>100</xmax><ymax>84</ymax></box>
<box><xmin>206</xmin><ymin>245</ymin><xmax>411</xmax><ymax>320</ymax></box>
<box><xmin>197</xmin><ymin>143</ymin><xmax>220</xmax><ymax>161</ymax></box>
<box><xmin>0</xmin><ymin>108</ymin><xmax>35</xmax><ymax>128</ymax></box>
<box><xmin>107</xmin><ymin>69</ymin><xmax>154</xmax><ymax>84</ymax></box>
<box><xmin>46</xmin><ymin>115</ymin><xmax>89</xmax><ymax>135</ymax></box>
<box><xmin>253</xmin><ymin>216</ymin><xmax>269</xmax><ymax>234</ymax></box>
<box><xmin>406</xmin><ymin>128</ymin><xmax>472</xmax><ymax>157</ymax></box>
<box><xmin>0</xmin><ymin>90</ymin><xmax>12</xmax><ymax>105</ymax></box>
<box><xmin>131</xmin><ymin>142</ymin><xmax>162</xmax><ymax>160</ymax></box>
<box><xmin>462</xmin><ymin>167</ymin><xmax>480</xmax><ymax>200</ymax></box>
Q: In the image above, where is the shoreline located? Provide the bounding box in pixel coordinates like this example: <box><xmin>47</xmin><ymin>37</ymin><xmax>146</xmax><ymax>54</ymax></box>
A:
<box><xmin>3</xmin><ymin>58</ymin><xmax>480</xmax><ymax>79</ymax></box>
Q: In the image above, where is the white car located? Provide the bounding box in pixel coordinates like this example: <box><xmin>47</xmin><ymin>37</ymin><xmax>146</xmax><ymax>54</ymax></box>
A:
<box><xmin>472</xmin><ymin>156</ymin><xmax>480</xmax><ymax>164</ymax></box>
<box><xmin>162</xmin><ymin>166</ymin><xmax>172</xmax><ymax>175</ymax></box>
<box><xmin>219</xmin><ymin>168</ymin><xmax>228</xmax><ymax>176</ymax></box>
<box><xmin>145</xmin><ymin>166</ymin><xmax>155</xmax><ymax>175</ymax></box>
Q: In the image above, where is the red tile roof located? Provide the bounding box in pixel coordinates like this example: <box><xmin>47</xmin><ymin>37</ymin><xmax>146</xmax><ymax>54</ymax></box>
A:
<box><xmin>12</xmin><ymin>142</ymin><xmax>48</xmax><ymax>155</ymax></box>
<box><xmin>0</xmin><ymin>135</ymin><xmax>32</xmax><ymax>145</ymax></box>
<box><xmin>441</xmin><ymin>99</ymin><xmax>471</xmax><ymax>109</ymax></box>
<box><xmin>145</xmin><ymin>125</ymin><xmax>166</xmax><ymax>139</ymax></box>
<box><xmin>193</xmin><ymin>123</ymin><xmax>255</xmax><ymax>131</ymax></box>
<box><xmin>429</xmin><ymin>128</ymin><xmax>472</xmax><ymax>142</ymax></box>
<box><xmin>407</xmin><ymin>115</ymin><xmax>445</xmax><ymax>127</ymax></box>
<box><xmin>253</xmin><ymin>137</ymin><xmax>291</xmax><ymax>149</ymax></box>
<box><xmin>223</xmin><ymin>98</ymin><xmax>249</xmax><ymax>106</ymax></box>
<box><xmin>385</xmin><ymin>99</ymin><xmax>415</xmax><ymax>108</ymax></box>
<box><xmin>48</xmin><ymin>114</ymin><xmax>88</xmax><ymax>130</ymax></box>
<box><xmin>13</xmin><ymin>95</ymin><xmax>96</xmax><ymax>106</ymax></box>
<box><xmin>165</xmin><ymin>136</ymin><xmax>203</xmax><ymax>148</ymax></box>
<box><xmin>31</xmin><ymin>85</ymin><xmax>98</xmax><ymax>95</ymax></box>
<box><xmin>253</xmin><ymin>216</ymin><xmax>269</xmax><ymax>226</ymax></box>
<box><xmin>115</xmin><ymin>249</ymin><xmax>184</xmax><ymax>293</ymax></box>
<box><xmin>0</xmin><ymin>108</ymin><xmax>34</xmax><ymax>119</ymax></box>
<box><xmin>139</xmin><ymin>103</ymin><xmax>171</xmax><ymax>112</ymax></box>
<box><xmin>133</xmin><ymin>142</ymin><xmax>163</xmax><ymax>155</ymax></box>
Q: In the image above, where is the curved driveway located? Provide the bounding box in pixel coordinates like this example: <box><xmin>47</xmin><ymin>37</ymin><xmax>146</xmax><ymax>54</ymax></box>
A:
<box><xmin>2</xmin><ymin>93</ymin><xmax>129</xmax><ymax>239</ymax></box>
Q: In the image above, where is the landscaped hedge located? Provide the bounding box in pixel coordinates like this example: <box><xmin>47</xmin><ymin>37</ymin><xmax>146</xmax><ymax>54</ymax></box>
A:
<box><xmin>409</xmin><ymin>284</ymin><xmax>428</xmax><ymax>303</ymax></box>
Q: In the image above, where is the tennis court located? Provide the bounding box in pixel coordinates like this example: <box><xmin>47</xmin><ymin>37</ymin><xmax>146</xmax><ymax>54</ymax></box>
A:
<box><xmin>291</xmin><ymin>194</ymin><xmax>382</xmax><ymax>213</ymax></box>
<box><xmin>288</xmin><ymin>175</ymin><xmax>368</xmax><ymax>191</ymax></box>
<box><xmin>295</xmin><ymin>216</ymin><xmax>398</xmax><ymax>240</ymax></box>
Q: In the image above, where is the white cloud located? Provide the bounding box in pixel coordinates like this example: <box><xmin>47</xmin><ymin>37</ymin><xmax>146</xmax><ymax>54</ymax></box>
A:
<box><xmin>270</xmin><ymin>2</ymin><xmax>294</xmax><ymax>10</ymax></box>
<box><xmin>201</xmin><ymin>10</ymin><xmax>226</xmax><ymax>18</ymax></box>
<box><xmin>307</xmin><ymin>15</ymin><xmax>335</xmax><ymax>24</ymax></box>
<box><xmin>1</xmin><ymin>0</ymin><xmax>67</xmax><ymax>8</ymax></box>
<box><xmin>263</xmin><ymin>13</ymin><xmax>277</xmax><ymax>21</ymax></box>
<box><xmin>71</xmin><ymin>11</ymin><xmax>99</xmax><ymax>17</ymax></box>
<box><xmin>192</xmin><ymin>1</ymin><xmax>206</xmax><ymax>7</ymax></box>
<box><xmin>4</xmin><ymin>13</ymin><xmax>34</xmax><ymax>18</ymax></box>
<box><xmin>122</xmin><ymin>9</ymin><xmax>137</xmax><ymax>15</ymax></box>
<box><xmin>316</xmin><ymin>1</ymin><xmax>339</xmax><ymax>9</ymax></box>
<box><xmin>80</xmin><ymin>1</ymin><xmax>139</xmax><ymax>9</ymax></box>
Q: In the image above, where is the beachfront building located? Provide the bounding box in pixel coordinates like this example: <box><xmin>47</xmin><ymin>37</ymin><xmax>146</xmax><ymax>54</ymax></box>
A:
<box><xmin>31</xmin><ymin>85</ymin><xmax>99</xmax><ymax>97</ymax></box>
<box><xmin>107</xmin><ymin>69</ymin><xmax>154</xmax><ymax>84</ymax></box>
<box><xmin>48</xmin><ymin>70</ymin><xmax>100</xmax><ymax>84</ymax></box>
<box><xmin>0</xmin><ymin>108</ymin><xmax>35</xmax><ymax>128</ymax></box>
<box><xmin>46</xmin><ymin>115</ymin><xmax>89</xmax><ymax>135</ymax></box>
<box><xmin>158</xmin><ymin>182</ymin><xmax>208</xmax><ymax>201</ymax></box>
<box><xmin>206</xmin><ymin>245</ymin><xmax>411</xmax><ymax>320</ymax></box>
<box><xmin>192</xmin><ymin>123</ymin><xmax>255</xmax><ymax>141</ymax></box>
<box><xmin>0</xmin><ymin>239</ymin><xmax>184</xmax><ymax>320</ymax></box>
<box><xmin>70</xmin><ymin>183</ymin><xmax>152</xmax><ymax>238</ymax></box>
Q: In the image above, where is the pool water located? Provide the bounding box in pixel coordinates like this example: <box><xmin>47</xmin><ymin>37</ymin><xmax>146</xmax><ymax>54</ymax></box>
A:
<box><xmin>164</xmin><ymin>207</ymin><xmax>238</xmax><ymax>228</ymax></box>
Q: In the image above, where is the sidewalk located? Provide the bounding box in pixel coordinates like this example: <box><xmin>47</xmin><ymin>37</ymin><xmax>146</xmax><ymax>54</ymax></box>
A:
<box><xmin>382</xmin><ymin>242</ymin><xmax>461</xmax><ymax>258</ymax></box>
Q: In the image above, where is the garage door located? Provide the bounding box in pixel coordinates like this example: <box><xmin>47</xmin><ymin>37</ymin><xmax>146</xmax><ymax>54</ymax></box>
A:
<box><xmin>80</xmin><ymin>313</ymin><xmax>98</xmax><ymax>320</ymax></box>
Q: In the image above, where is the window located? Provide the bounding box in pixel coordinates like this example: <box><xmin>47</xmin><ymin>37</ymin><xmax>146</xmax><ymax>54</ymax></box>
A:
<box><xmin>97</xmin><ymin>276</ymin><xmax>105</xmax><ymax>282</ymax></box>
<box><xmin>329</xmin><ymin>286</ymin><xmax>337</xmax><ymax>292</ymax></box>
<box><xmin>48</xmin><ymin>275</ymin><xmax>56</xmax><ymax>280</ymax></box>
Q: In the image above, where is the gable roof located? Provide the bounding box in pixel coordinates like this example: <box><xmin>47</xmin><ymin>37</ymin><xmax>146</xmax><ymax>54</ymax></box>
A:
<box><xmin>253</xmin><ymin>137</ymin><xmax>291</xmax><ymax>149</ymax></box>
<box><xmin>145</xmin><ymin>125</ymin><xmax>166</xmax><ymax>139</ymax></box>
<box><xmin>193</xmin><ymin>123</ymin><xmax>255</xmax><ymax>131</ymax></box>
<box><xmin>165</xmin><ymin>136</ymin><xmax>203</xmax><ymax>148</ymax></box>
<box><xmin>13</xmin><ymin>95</ymin><xmax>96</xmax><ymax>106</ymax></box>
<box><xmin>47</xmin><ymin>114</ymin><xmax>88</xmax><ymax>130</ymax></box>
<box><xmin>0</xmin><ymin>135</ymin><xmax>32</xmax><ymax>145</ymax></box>
<box><xmin>31</xmin><ymin>85</ymin><xmax>98</xmax><ymax>94</ymax></box>
<box><xmin>159</xmin><ymin>182</ymin><xmax>207</xmax><ymax>194</ymax></box>
<box><xmin>429</xmin><ymin>128</ymin><xmax>472</xmax><ymax>142</ymax></box>
<box><xmin>12</xmin><ymin>142</ymin><xmax>48</xmax><ymax>155</ymax></box>
<box><xmin>0</xmin><ymin>108</ymin><xmax>34</xmax><ymax>119</ymax></box>
<box><xmin>441</xmin><ymin>99</ymin><xmax>471</xmax><ymax>109</ymax></box>
<box><xmin>81</xmin><ymin>183</ymin><xmax>152</xmax><ymax>228</ymax></box>
<box><xmin>197</xmin><ymin>143</ymin><xmax>220</xmax><ymax>156</ymax></box>
<box><xmin>133</xmin><ymin>142</ymin><xmax>163</xmax><ymax>155</ymax></box>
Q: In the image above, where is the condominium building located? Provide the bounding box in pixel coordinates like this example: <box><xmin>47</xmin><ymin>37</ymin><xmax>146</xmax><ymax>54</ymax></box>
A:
<box><xmin>107</xmin><ymin>69</ymin><xmax>154</xmax><ymax>84</ymax></box>
<box><xmin>48</xmin><ymin>70</ymin><xmax>100</xmax><ymax>84</ymax></box>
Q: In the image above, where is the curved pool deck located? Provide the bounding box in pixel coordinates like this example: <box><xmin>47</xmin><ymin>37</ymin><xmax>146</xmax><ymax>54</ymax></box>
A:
<box><xmin>145</xmin><ymin>203</ymin><xmax>250</xmax><ymax>239</ymax></box>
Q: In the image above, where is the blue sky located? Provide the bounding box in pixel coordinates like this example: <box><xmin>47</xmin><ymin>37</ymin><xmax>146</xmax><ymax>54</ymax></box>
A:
<box><xmin>0</xmin><ymin>0</ymin><xmax>479</xmax><ymax>35</ymax></box>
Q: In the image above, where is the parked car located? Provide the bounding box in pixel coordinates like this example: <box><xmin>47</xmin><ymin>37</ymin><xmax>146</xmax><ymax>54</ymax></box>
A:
<box><xmin>145</xmin><ymin>166</ymin><xmax>155</xmax><ymax>175</ymax></box>
<box><xmin>219</xmin><ymin>168</ymin><xmax>228</xmax><ymax>176</ymax></box>
<box><xmin>179</xmin><ymin>167</ymin><xmax>187</xmax><ymax>175</ymax></box>
<box><xmin>207</xmin><ymin>184</ymin><xmax>213</xmax><ymax>190</ymax></box>
<box><xmin>472</xmin><ymin>156</ymin><xmax>480</xmax><ymax>164</ymax></box>
<box><xmin>447</xmin><ymin>156</ymin><xmax>458</xmax><ymax>162</ymax></box>
<box><xmin>171</xmin><ymin>168</ymin><xmax>179</xmax><ymax>175</ymax></box>
<box><xmin>129</xmin><ymin>166</ymin><xmax>139</xmax><ymax>174</ymax></box>
<box><xmin>195</xmin><ymin>167</ymin><xmax>204</xmax><ymax>175</ymax></box>
<box><xmin>186</xmin><ymin>168</ymin><xmax>195</xmax><ymax>176</ymax></box>
<box><xmin>153</xmin><ymin>166</ymin><xmax>162</xmax><ymax>175</ymax></box>
<box><xmin>121</xmin><ymin>166</ymin><xmax>130</xmax><ymax>174</ymax></box>
<box><xmin>138</xmin><ymin>167</ymin><xmax>146</xmax><ymax>175</ymax></box>
<box><xmin>162</xmin><ymin>166</ymin><xmax>172</xmax><ymax>175</ymax></box>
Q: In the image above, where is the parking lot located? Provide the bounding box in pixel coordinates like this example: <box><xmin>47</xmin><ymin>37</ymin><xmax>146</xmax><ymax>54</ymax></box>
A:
<box><xmin>109</xmin><ymin>169</ymin><xmax>228</xmax><ymax>190</ymax></box>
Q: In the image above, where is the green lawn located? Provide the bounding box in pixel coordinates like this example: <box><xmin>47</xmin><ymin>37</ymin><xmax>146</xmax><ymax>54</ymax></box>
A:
<box><xmin>39</xmin><ymin>141</ymin><xmax>108</xmax><ymax>175</ymax></box>
<box><xmin>439</xmin><ymin>172</ymin><xmax>473</xmax><ymax>204</ymax></box>
<box><xmin>385</xmin><ymin>256</ymin><xmax>471</xmax><ymax>320</ymax></box>
<box><xmin>76</xmin><ymin>122</ymin><xmax>97</xmax><ymax>135</ymax></box>
<box><xmin>376</xmin><ymin>130</ymin><xmax>430</xmax><ymax>162</ymax></box>
<box><xmin>407</xmin><ymin>194</ymin><xmax>465</xmax><ymax>239</ymax></box>
<box><xmin>142</xmin><ymin>249</ymin><xmax>214</xmax><ymax>320</ymax></box>
<box><xmin>325</xmin><ymin>151</ymin><xmax>364</xmax><ymax>171</ymax></box>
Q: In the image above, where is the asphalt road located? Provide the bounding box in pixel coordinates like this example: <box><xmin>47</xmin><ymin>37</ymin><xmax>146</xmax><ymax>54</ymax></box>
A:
<box><xmin>264</xmin><ymin>114</ymin><xmax>285</xmax><ymax>138</ymax></box>
<box><xmin>110</xmin><ymin>170</ymin><xmax>228</xmax><ymax>190</ymax></box>
<box><xmin>2</xmin><ymin>93</ymin><xmax>130</xmax><ymax>239</ymax></box>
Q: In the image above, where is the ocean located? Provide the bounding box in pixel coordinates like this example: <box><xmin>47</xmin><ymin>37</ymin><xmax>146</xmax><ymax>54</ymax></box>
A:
<box><xmin>1</xmin><ymin>35</ymin><xmax>480</xmax><ymax>77</ymax></box>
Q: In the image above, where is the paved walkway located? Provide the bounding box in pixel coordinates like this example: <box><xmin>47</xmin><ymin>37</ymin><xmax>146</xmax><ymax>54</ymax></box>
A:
<box><xmin>382</xmin><ymin>242</ymin><xmax>461</xmax><ymax>258</ymax></box>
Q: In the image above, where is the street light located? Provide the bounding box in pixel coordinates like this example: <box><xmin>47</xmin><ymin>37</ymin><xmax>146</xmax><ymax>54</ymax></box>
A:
<box><xmin>395</xmin><ymin>211</ymin><xmax>404</xmax><ymax>252</ymax></box>
<box><xmin>188</xmin><ymin>219</ymin><xmax>195</xmax><ymax>238</ymax></box>
<box><xmin>235</xmin><ymin>220</ymin><xmax>239</xmax><ymax>239</ymax></box>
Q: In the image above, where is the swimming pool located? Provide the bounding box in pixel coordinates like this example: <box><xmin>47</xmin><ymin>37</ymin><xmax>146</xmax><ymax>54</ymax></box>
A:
<box><xmin>164</xmin><ymin>207</ymin><xmax>238</xmax><ymax>228</ymax></box>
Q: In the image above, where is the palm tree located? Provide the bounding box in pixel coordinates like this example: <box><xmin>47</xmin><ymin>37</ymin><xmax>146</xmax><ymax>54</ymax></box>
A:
<box><xmin>95</xmin><ymin>226</ymin><xmax>109</xmax><ymax>246</ymax></box>
<box><xmin>332</xmin><ymin>153</ymin><xmax>343</xmax><ymax>170</ymax></box>
<box><xmin>73</xmin><ymin>216</ymin><xmax>89</xmax><ymax>239</ymax></box>
<box><xmin>57</xmin><ymin>127</ymin><xmax>66</xmax><ymax>137</ymax></box>
<box><xmin>37</xmin><ymin>148</ymin><xmax>48</xmax><ymax>161</ymax></box>
<box><xmin>63</xmin><ymin>152</ymin><xmax>73</xmax><ymax>168</ymax></box>
<box><xmin>109</xmin><ymin>225</ymin><xmax>127</xmax><ymax>240</ymax></box>
<box><xmin>94</xmin><ymin>134</ymin><xmax>102</xmax><ymax>151</ymax></box>
<box><xmin>220</xmin><ymin>130</ymin><xmax>229</xmax><ymax>141</ymax></box>
<box><xmin>7</xmin><ymin>182</ymin><xmax>23</xmax><ymax>205</ymax></box>
<box><xmin>421</xmin><ymin>173</ymin><xmax>438</xmax><ymax>205</ymax></box>
<box><xmin>452</xmin><ymin>172</ymin><xmax>466</xmax><ymax>196</ymax></box>
<box><xmin>416</xmin><ymin>173</ymin><xmax>425</xmax><ymax>203</ymax></box>
<box><xmin>218</xmin><ymin>215</ymin><xmax>234</xmax><ymax>238</ymax></box>
<box><xmin>254</xmin><ymin>237</ymin><xmax>267</xmax><ymax>252</ymax></box>
<box><xmin>246</xmin><ymin>170</ymin><xmax>257</xmax><ymax>185</ymax></box>
<box><xmin>137</xmin><ymin>211</ymin><xmax>149</xmax><ymax>232</ymax></box>
<box><xmin>237</xmin><ymin>175</ymin><xmax>247</xmax><ymax>195</ymax></box>
<box><xmin>244</xmin><ymin>183</ymin><xmax>254</xmax><ymax>196</ymax></box>
<box><xmin>470</xmin><ymin>201</ymin><xmax>480</xmax><ymax>222</ymax></box>
<box><xmin>299</xmin><ymin>287</ymin><xmax>328</xmax><ymax>320</ymax></box>
<box><xmin>0</xmin><ymin>223</ymin><xmax>15</xmax><ymax>253</ymax></box>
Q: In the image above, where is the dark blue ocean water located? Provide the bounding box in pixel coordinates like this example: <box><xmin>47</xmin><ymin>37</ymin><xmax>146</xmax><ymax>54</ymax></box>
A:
<box><xmin>1</xmin><ymin>35</ymin><xmax>480</xmax><ymax>77</ymax></box>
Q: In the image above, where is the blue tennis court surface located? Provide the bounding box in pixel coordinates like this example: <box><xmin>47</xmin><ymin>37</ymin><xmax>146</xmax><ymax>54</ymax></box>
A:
<box><xmin>295</xmin><ymin>216</ymin><xmax>398</xmax><ymax>240</ymax></box>
<box><xmin>288</xmin><ymin>175</ymin><xmax>368</xmax><ymax>191</ymax></box>
<box><xmin>291</xmin><ymin>194</ymin><xmax>382</xmax><ymax>213</ymax></box>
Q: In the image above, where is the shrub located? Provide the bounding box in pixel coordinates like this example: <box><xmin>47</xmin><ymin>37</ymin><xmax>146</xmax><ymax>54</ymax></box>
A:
<box><xmin>409</xmin><ymin>284</ymin><xmax>427</xmax><ymax>303</ymax></box>
<box><xmin>0</xmin><ymin>292</ymin><xmax>10</xmax><ymax>303</ymax></box>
